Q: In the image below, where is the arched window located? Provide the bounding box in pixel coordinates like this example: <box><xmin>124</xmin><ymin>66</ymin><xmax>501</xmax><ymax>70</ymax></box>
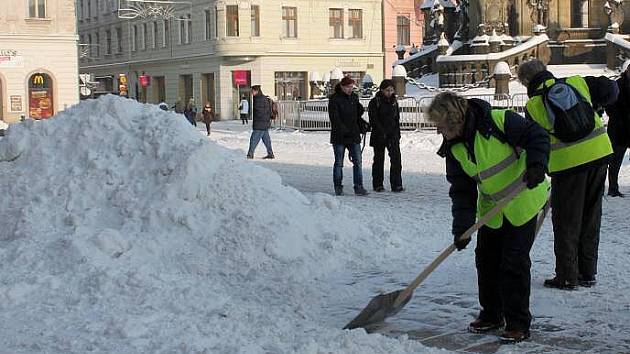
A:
<box><xmin>28</xmin><ymin>72</ymin><xmax>54</xmax><ymax>119</ymax></box>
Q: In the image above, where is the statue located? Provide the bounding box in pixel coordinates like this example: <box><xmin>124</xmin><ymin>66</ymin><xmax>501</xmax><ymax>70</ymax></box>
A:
<box><xmin>604</xmin><ymin>0</ymin><xmax>625</xmax><ymax>33</ymax></box>
<box><xmin>528</xmin><ymin>0</ymin><xmax>549</xmax><ymax>28</ymax></box>
<box><xmin>454</xmin><ymin>0</ymin><xmax>470</xmax><ymax>41</ymax></box>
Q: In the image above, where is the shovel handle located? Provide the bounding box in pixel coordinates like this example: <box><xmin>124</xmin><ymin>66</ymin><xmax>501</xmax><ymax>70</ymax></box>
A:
<box><xmin>393</xmin><ymin>182</ymin><xmax>527</xmax><ymax>307</ymax></box>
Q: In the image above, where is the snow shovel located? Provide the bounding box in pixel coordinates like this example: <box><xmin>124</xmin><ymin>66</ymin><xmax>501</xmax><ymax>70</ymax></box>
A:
<box><xmin>343</xmin><ymin>182</ymin><xmax>528</xmax><ymax>330</ymax></box>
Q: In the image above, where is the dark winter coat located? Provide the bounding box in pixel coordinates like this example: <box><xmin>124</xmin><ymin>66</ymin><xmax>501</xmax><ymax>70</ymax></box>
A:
<box><xmin>202</xmin><ymin>107</ymin><xmax>214</xmax><ymax>123</ymax></box>
<box><xmin>368</xmin><ymin>91</ymin><xmax>401</xmax><ymax>147</ymax></box>
<box><xmin>524</xmin><ymin>70</ymin><xmax>618</xmax><ymax>175</ymax></box>
<box><xmin>184</xmin><ymin>106</ymin><xmax>197</xmax><ymax>126</ymax></box>
<box><xmin>605</xmin><ymin>74</ymin><xmax>630</xmax><ymax>147</ymax></box>
<box><xmin>328</xmin><ymin>85</ymin><xmax>365</xmax><ymax>145</ymax></box>
<box><xmin>438</xmin><ymin>99</ymin><xmax>550</xmax><ymax>236</ymax></box>
<box><xmin>252</xmin><ymin>94</ymin><xmax>272</xmax><ymax>131</ymax></box>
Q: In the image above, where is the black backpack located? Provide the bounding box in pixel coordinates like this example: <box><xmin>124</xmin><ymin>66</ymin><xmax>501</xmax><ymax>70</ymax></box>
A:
<box><xmin>538</xmin><ymin>79</ymin><xmax>595</xmax><ymax>142</ymax></box>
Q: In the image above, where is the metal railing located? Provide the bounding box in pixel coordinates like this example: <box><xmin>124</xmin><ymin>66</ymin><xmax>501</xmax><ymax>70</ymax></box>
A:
<box><xmin>275</xmin><ymin>93</ymin><xmax>531</xmax><ymax>131</ymax></box>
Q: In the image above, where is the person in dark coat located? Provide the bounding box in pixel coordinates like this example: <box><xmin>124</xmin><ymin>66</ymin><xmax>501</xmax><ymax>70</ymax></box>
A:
<box><xmin>246</xmin><ymin>85</ymin><xmax>274</xmax><ymax>159</ymax></box>
<box><xmin>183</xmin><ymin>98</ymin><xmax>197</xmax><ymax>126</ymax></box>
<box><xmin>518</xmin><ymin>59</ymin><xmax>617</xmax><ymax>290</ymax></box>
<box><xmin>368</xmin><ymin>79</ymin><xmax>403</xmax><ymax>192</ymax></box>
<box><xmin>604</xmin><ymin>59</ymin><xmax>630</xmax><ymax>197</ymax></box>
<box><xmin>429</xmin><ymin>92</ymin><xmax>550</xmax><ymax>343</ymax></box>
<box><xmin>328</xmin><ymin>76</ymin><xmax>368</xmax><ymax>196</ymax></box>
<box><xmin>201</xmin><ymin>102</ymin><xmax>214</xmax><ymax>136</ymax></box>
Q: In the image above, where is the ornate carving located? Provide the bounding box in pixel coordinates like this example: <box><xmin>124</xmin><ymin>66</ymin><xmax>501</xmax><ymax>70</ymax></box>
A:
<box><xmin>454</xmin><ymin>0</ymin><xmax>470</xmax><ymax>41</ymax></box>
<box><xmin>527</xmin><ymin>0</ymin><xmax>549</xmax><ymax>28</ymax></box>
<box><xmin>604</xmin><ymin>0</ymin><xmax>625</xmax><ymax>31</ymax></box>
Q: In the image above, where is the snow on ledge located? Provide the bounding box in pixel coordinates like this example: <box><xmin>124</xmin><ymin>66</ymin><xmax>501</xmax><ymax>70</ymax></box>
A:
<box><xmin>436</xmin><ymin>34</ymin><xmax>548</xmax><ymax>63</ymax></box>
<box><xmin>605</xmin><ymin>32</ymin><xmax>630</xmax><ymax>50</ymax></box>
<box><xmin>393</xmin><ymin>44</ymin><xmax>438</xmax><ymax>66</ymax></box>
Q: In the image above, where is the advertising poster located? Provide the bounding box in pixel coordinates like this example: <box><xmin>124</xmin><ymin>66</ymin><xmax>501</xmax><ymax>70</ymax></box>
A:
<box><xmin>28</xmin><ymin>89</ymin><xmax>54</xmax><ymax>119</ymax></box>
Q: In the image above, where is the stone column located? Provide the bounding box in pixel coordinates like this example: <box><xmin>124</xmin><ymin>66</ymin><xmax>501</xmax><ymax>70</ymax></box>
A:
<box><xmin>393</xmin><ymin>65</ymin><xmax>407</xmax><ymax>97</ymax></box>
<box><xmin>493</xmin><ymin>61</ymin><xmax>511</xmax><ymax>97</ymax></box>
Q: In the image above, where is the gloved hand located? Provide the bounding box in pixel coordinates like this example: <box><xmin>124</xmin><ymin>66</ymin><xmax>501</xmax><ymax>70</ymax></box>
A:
<box><xmin>523</xmin><ymin>164</ymin><xmax>546</xmax><ymax>189</ymax></box>
<box><xmin>453</xmin><ymin>234</ymin><xmax>471</xmax><ymax>251</ymax></box>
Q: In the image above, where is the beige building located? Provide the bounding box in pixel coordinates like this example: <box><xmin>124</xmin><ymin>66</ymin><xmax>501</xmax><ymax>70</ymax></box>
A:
<box><xmin>78</xmin><ymin>0</ymin><xmax>384</xmax><ymax>120</ymax></box>
<box><xmin>0</xmin><ymin>0</ymin><xmax>79</xmax><ymax>123</ymax></box>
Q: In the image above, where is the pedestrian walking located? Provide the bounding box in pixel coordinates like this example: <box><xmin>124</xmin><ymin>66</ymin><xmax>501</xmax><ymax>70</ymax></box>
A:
<box><xmin>202</xmin><ymin>102</ymin><xmax>214</xmax><ymax>136</ymax></box>
<box><xmin>604</xmin><ymin>59</ymin><xmax>630</xmax><ymax>197</ymax></box>
<box><xmin>428</xmin><ymin>91</ymin><xmax>550</xmax><ymax>343</ymax></box>
<box><xmin>183</xmin><ymin>98</ymin><xmax>197</xmax><ymax>126</ymax></box>
<box><xmin>239</xmin><ymin>95</ymin><xmax>249</xmax><ymax>125</ymax></box>
<box><xmin>368</xmin><ymin>79</ymin><xmax>403</xmax><ymax>193</ymax></box>
<box><xmin>246</xmin><ymin>86</ymin><xmax>274</xmax><ymax>159</ymax></box>
<box><xmin>518</xmin><ymin>59</ymin><xmax>617</xmax><ymax>290</ymax></box>
<box><xmin>172</xmin><ymin>98</ymin><xmax>185</xmax><ymax>114</ymax></box>
<box><xmin>328</xmin><ymin>76</ymin><xmax>368</xmax><ymax>196</ymax></box>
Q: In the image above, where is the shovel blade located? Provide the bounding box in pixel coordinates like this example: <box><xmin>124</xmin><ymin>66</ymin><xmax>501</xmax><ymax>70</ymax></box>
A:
<box><xmin>343</xmin><ymin>289</ymin><xmax>412</xmax><ymax>330</ymax></box>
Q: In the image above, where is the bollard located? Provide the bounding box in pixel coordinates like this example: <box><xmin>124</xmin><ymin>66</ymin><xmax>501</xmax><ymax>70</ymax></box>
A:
<box><xmin>330</xmin><ymin>67</ymin><xmax>344</xmax><ymax>89</ymax></box>
<box><xmin>393</xmin><ymin>65</ymin><xmax>407</xmax><ymax>97</ymax></box>
<box><xmin>493</xmin><ymin>61</ymin><xmax>511</xmax><ymax>97</ymax></box>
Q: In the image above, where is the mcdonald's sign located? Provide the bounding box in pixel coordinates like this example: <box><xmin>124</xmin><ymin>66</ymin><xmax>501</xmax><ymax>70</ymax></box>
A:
<box><xmin>32</xmin><ymin>74</ymin><xmax>45</xmax><ymax>86</ymax></box>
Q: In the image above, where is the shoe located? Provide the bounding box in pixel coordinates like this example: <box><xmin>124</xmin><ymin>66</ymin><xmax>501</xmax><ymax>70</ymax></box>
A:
<box><xmin>263</xmin><ymin>154</ymin><xmax>275</xmax><ymax>159</ymax></box>
<box><xmin>544</xmin><ymin>277</ymin><xmax>577</xmax><ymax>290</ymax></box>
<box><xmin>334</xmin><ymin>186</ymin><xmax>343</xmax><ymax>196</ymax></box>
<box><xmin>468</xmin><ymin>317</ymin><xmax>505</xmax><ymax>333</ymax></box>
<box><xmin>392</xmin><ymin>186</ymin><xmax>405</xmax><ymax>193</ymax></box>
<box><xmin>500</xmin><ymin>330</ymin><xmax>530</xmax><ymax>343</ymax></box>
<box><xmin>246</xmin><ymin>155</ymin><xmax>254</xmax><ymax>159</ymax></box>
<box><xmin>354</xmin><ymin>186</ymin><xmax>369</xmax><ymax>196</ymax></box>
<box><xmin>374</xmin><ymin>186</ymin><xmax>385</xmax><ymax>192</ymax></box>
<box><xmin>608</xmin><ymin>190</ymin><xmax>625</xmax><ymax>197</ymax></box>
<box><xmin>578</xmin><ymin>274</ymin><xmax>596</xmax><ymax>287</ymax></box>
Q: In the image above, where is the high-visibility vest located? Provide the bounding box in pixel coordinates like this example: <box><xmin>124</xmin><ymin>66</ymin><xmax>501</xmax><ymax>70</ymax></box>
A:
<box><xmin>451</xmin><ymin>110</ymin><xmax>549</xmax><ymax>229</ymax></box>
<box><xmin>525</xmin><ymin>76</ymin><xmax>612</xmax><ymax>173</ymax></box>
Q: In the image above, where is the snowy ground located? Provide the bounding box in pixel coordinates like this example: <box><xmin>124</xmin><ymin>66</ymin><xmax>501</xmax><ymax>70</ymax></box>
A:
<box><xmin>210</xmin><ymin>120</ymin><xmax>630</xmax><ymax>353</ymax></box>
<box><xmin>1</xmin><ymin>97</ymin><xmax>629</xmax><ymax>353</ymax></box>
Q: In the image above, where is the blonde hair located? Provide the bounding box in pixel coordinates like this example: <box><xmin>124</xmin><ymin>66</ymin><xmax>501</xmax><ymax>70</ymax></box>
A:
<box><xmin>426</xmin><ymin>92</ymin><xmax>468</xmax><ymax>131</ymax></box>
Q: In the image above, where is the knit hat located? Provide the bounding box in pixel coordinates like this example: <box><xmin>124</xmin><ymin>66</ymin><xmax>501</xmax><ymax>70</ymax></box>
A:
<box><xmin>622</xmin><ymin>59</ymin><xmax>630</xmax><ymax>73</ymax></box>
<box><xmin>340</xmin><ymin>76</ymin><xmax>355</xmax><ymax>86</ymax></box>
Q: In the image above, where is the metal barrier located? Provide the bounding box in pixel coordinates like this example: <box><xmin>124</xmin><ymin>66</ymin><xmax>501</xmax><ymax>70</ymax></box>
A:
<box><xmin>275</xmin><ymin>93</ymin><xmax>531</xmax><ymax>131</ymax></box>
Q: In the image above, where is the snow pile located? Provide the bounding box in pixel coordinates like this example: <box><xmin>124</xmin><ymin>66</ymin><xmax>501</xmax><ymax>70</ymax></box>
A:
<box><xmin>0</xmin><ymin>96</ymin><xmax>444</xmax><ymax>353</ymax></box>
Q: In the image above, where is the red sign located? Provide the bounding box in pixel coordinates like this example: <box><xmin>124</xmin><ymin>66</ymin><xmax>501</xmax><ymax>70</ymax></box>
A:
<box><xmin>232</xmin><ymin>70</ymin><xmax>249</xmax><ymax>86</ymax></box>
<box><xmin>28</xmin><ymin>89</ymin><xmax>54</xmax><ymax>119</ymax></box>
<box><xmin>139</xmin><ymin>74</ymin><xmax>151</xmax><ymax>87</ymax></box>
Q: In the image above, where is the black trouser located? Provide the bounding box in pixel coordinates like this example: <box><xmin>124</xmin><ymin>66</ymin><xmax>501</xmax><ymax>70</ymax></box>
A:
<box><xmin>241</xmin><ymin>113</ymin><xmax>248</xmax><ymax>124</ymax></box>
<box><xmin>476</xmin><ymin>215</ymin><xmax>537</xmax><ymax>332</ymax></box>
<box><xmin>608</xmin><ymin>144</ymin><xmax>628</xmax><ymax>193</ymax></box>
<box><xmin>204</xmin><ymin>121</ymin><xmax>211</xmax><ymax>135</ymax></box>
<box><xmin>371</xmin><ymin>140</ymin><xmax>402</xmax><ymax>189</ymax></box>
<box><xmin>551</xmin><ymin>164</ymin><xmax>606</xmax><ymax>283</ymax></box>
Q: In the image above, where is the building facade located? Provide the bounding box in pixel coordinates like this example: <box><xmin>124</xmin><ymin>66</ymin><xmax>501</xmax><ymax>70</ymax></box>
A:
<box><xmin>78</xmin><ymin>0</ymin><xmax>385</xmax><ymax>120</ymax></box>
<box><xmin>0</xmin><ymin>0</ymin><xmax>79</xmax><ymax>123</ymax></box>
<box><xmin>382</xmin><ymin>0</ymin><xmax>423</xmax><ymax>78</ymax></box>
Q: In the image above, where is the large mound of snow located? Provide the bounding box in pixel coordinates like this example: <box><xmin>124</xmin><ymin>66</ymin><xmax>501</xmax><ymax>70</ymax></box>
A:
<box><xmin>0</xmin><ymin>96</ymin><xmax>445</xmax><ymax>353</ymax></box>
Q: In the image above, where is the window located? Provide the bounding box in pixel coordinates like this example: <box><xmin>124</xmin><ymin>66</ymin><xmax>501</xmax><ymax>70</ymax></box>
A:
<box><xmin>349</xmin><ymin>9</ymin><xmax>362</xmax><ymax>39</ymax></box>
<box><xmin>205</xmin><ymin>9</ymin><xmax>213</xmax><ymax>40</ymax></box>
<box><xmin>88</xmin><ymin>34</ymin><xmax>93</xmax><ymax>57</ymax></box>
<box><xmin>274</xmin><ymin>72</ymin><xmax>307</xmax><ymax>100</ymax></box>
<box><xmin>105</xmin><ymin>30</ymin><xmax>112</xmax><ymax>54</ymax></box>
<box><xmin>79</xmin><ymin>0</ymin><xmax>84</xmax><ymax>21</ymax></box>
<box><xmin>116</xmin><ymin>26</ymin><xmax>123</xmax><ymax>53</ymax></box>
<box><xmin>131</xmin><ymin>24</ymin><xmax>137</xmax><ymax>51</ymax></box>
<box><xmin>251</xmin><ymin>5</ymin><xmax>260</xmax><ymax>37</ymax></box>
<box><xmin>95</xmin><ymin>32</ymin><xmax>100</xmax><ymax>56</ymax></box>
<box><xmin>214</xmin><ymin>6</ymin><xmax>218</xmax><ymax>38</ymax></box>
<box><xmin>152</xmin><ymin>21</ymin><xmax>158</xmax><ymax>48</ymax></box>
<box><xmin>329</xmin><ymin>9</ymin><xmax>344</xmax><ymax>39</ymax></box>
<box><xmin>226</xmin><ymin>5</ymin><xmax>239</xmax><ymax>37</ymax></box>
<box><xmin>162</xmin><ymin>20</ymin><xmax>169</xmax><ymax>47</ymax></box>
<box><xmin>281</xmin><ymin>7</ymin><xmax>297</xmax><ymax>38</ymax></box>
<box><xmin>28</xmin><ymin>0</ymin><xmax>46</xmax><ymax>18</ymax></box>
<box><xmin>186</xmin><ymin>14</ymin><xmax>192</xmax><ymax>42</ymax></box>
<box><xmin>87</xmin><ymin>0</ymin><xmax>91</xmax><ymax>20</ymax></box>
<box><xmin>94</xmin><ymin>0</ymin><xmax>99</xmax><ymax>18</ymax></box>
<box><xmin>179</xmin><ymin>17</ymin><xmax>186</xmax><ymax>44</ymax></box>
<box><xmin>142</xmin><ymin>22</ymin><xmax>147</xmax><ymax>50</ymax></box>
<box><xmin>397</xmin><ymin>15</ymin><xmax>410</xmax><ymax>45</ymax></box>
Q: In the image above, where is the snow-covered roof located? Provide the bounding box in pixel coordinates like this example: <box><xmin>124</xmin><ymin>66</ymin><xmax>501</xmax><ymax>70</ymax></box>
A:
<box><xmin>420</xmin><ymin>0</ymin><xmax>456</xmax><ymax>9</ymax></box>
<box><xmin>393</xmin><ymin>44</ymin><xmax>438</xmax><ymax>66</ymax></box>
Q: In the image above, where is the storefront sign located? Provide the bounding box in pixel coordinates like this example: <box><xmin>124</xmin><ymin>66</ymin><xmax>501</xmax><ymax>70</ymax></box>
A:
<box><xmin>139</xmin><ymin>74</ymin><xmax>151</xmax><ymax>87</ymax></box>
<box><xmin>29</xmin><ymin>90</ymin><xmax>53</xmax><ymax>119</ymax></box>
<box><xmin>118</xmin><ymin>73</ymin><xmax>128</xmax><ymax>97</ymax></box>
<box><xmin>232</xmin><ymin>70</ymin><xmax>249</xmax><ymax>86</ymax></box>
<box><xmin>10</xmin><ymin>95</ymin><xmax>23</xmax><ymax>112</ymax></box>
<box><xmin>0</xmin><ymin>49</ymin><xmax>24</xmax><ymax>68</ymax></box>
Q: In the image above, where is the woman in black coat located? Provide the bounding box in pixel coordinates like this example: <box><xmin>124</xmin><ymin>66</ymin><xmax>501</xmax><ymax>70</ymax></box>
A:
<box><xmin>604</xmin><ymin>60</ymin><xmax>630</xmax><ymax>197</ymax></box>
<box><xmin>368</xmin><ymin>80</ymin><xmax>403</xmax><ymax>192</ymax></box>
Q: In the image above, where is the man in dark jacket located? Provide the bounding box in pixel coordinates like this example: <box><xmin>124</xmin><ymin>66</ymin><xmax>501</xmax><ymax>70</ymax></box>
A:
<box><xmin>328</xmin><ymin>76</ymin><xmax>368</xmax><ymax>196</ymax></box>
<box><xmin>604</xmin><ymin>59</ymin><xmax>630</xmax><ymax>197</ymax></box>
<box><xmin>246</xmin><ymin>85</ymin><xmax>274</xmax><ymax>159</ymax></box>
<box><xmin>518</xmin><ymin>59</ymin><xmax>617</xmax><ymax>290</ymax></box>
<box><xmin>429</xmin><ymin>92</ymin><xmax>550</xmax><ymax>343</ymax></box>
<box><xmin>368</xmin><ymin>79</ymin><xmax>403</xmax><ymax>192</ymax></box>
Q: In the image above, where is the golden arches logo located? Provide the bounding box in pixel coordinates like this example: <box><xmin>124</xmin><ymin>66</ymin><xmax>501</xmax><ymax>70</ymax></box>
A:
<box><xmin>32</xmin><ymin>75</ymin><xmax>45</xmax><ymax>85</ymax></box>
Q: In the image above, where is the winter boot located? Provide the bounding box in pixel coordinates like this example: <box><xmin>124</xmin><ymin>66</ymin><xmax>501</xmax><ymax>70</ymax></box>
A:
<box><xmin>607</xmin><ymin>189</ymin><xmax>625</xmax><ymax>197</ymax></box>
<box><xmin>373</xmin><ymin>186</ymin><xmax>385</xmax><ymax>192</ymax></box>
<box><xmin>468</xmin><ymin>317</ymin><xmax>505</xmax><ymax>333</ymax></box>
<box><xmin>354</xmin><ymin>186</ymin><xmax>369</xmax><ymax>196</ymax></box>
<box><xmin>246</xmin><ymin>155</ymin><xmax>254</xmax><ymax>159</ymax></box>
<box><xmin>543</xmin><ymin>277</ymin><xmax>577</xmax><ymax>290</ymax></box>
<box><xmin>392</xmin><ymin>186</ymin><xmax>405</xmax><ymax>193</ymax></box>
<box><xmin>334</xmin><ymin>186</ymin><xmax>343</xmax><ymax>196</ymax></box>
<box><xmin>263</xmin><ymin>154</ymin><xmax>275</xmax><ymax>159</ymax></box>
<box><xmin>499</xmin><ymin>330</ymin><xmax>530</xmax><ymax>343</ymax></box>
<box><xmin>578</xmin><ymin>274</ymin><xmax>596</xmax><ymax>287</ymax></box>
